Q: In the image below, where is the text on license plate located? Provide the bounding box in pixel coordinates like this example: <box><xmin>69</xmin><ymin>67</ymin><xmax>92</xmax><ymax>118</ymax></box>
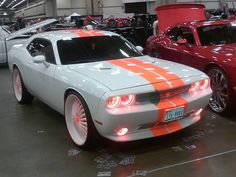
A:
<box><xmin>165</xmin><ymin>107</ymin><xmax>184</xmax><ymax>122</ymax></box>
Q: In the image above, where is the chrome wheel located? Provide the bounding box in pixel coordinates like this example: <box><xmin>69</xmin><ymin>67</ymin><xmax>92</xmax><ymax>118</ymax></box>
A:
<box><xmin>65</xmin><ymin>94</ymin><xmax>88</xmax><ymax>146</ymax></box>
<box><xmin>13</xmin><ymin>69</ymin><xmax>23</xmax><ymax>102</ymax></box>
<box><xmin>208</xmin><ymin>68</ymin><xmax>229</xmax><ymax>113</ymax></box>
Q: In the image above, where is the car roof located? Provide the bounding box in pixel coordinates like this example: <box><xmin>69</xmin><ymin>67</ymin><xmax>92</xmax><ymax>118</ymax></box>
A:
<box><xmin>32</xmin><ymin>29</ymin><xmax>119</xmax><ymax>41</ymax></box>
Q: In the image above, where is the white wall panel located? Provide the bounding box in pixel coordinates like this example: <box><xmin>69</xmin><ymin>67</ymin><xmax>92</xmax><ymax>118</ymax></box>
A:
<box><xmin>102</xmin><ymin>7</ymin><xmax>124</xmax><ymax>15</ymax></box>
<box><xmin>57</xmin><ymin>0</ymin><xmax>71</xmax><ymax>8</ymax></box>
<box><xmin>176</xmin><ymin>0</ymin><xmax>196</xmax><ymax>2</ymax></box>
<box><xmin>204</xmin><ymin>2</ymin><xmax>220</xmax><ymax>9</ymax></box>
<box><xmin>57</xmin><ymin>9</ymin><xmax>73</xmax><ymax>16</ymax></box>
<box><xmin>71</xmin><ymin>9</ymin><xmax>87</xmax><ymax>15</ymax></box>
<box><xmin>15</xmin><ymin>1</ymin><xmax>46</xmax><ymax>18</ymax></box>
<box><xmin>148</xmin><ymin>2</ymin><xmax>156</xmax><ymax>14</ymax></box>
<box><xmin>123</xmin><ymin>0</ymin><xmax>155</xmax><ymax>2</ymax></box>
<box><xmin>101</xmin><ymin>0</ymin><xmax>123</xmax><ymax>7</ymax></box>
<box><xmin>71</xmin><ymin>0</ymin><xmax>86</xmax><ymax>7</ymax></box>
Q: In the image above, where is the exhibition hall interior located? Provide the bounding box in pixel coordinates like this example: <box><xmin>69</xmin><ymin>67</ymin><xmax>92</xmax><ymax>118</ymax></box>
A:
<box><xmin>1</xmin><ymin>0</ymin><xmax>236</xmax><ymax>176</ymax></box>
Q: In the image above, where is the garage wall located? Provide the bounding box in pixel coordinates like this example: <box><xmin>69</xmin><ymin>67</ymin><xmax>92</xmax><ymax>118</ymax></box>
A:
<box><xmin>15</xmin><ymin>0</ymin><xmax>236</xmax><ymax>19</ymax></box>
<box><xmin>176</xmin><ymin>0</ymin><xmax>236</xmax><ymax>9</ymax></box>
<box><xmin>177</xmin><ymin>0</ymin><xmax>220</xmax><ymax>9</ymax></box>
<box><xmin>99</xmin><ymin>0</ymin><xmax>124</xmax><ymax>15</ymax></box>
<box><xmin>15</xmin><ymin>1</ymin><xmax>46</xmax><ymax>18</ymax></box>
<box><xmin>56</xmin><ymin>0</ymin><xmax>87</xmax><ymax>16</ymax></box>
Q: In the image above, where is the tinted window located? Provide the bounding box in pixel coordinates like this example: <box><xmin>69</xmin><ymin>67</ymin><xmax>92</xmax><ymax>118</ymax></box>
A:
<box><xmin>57</xmin><ymin>36</ymin><xmax>143</xmax><ymax>65</ymax></box>
<box><xmin>177</xmin><ymin>27</ymin><xmax>195</xmax><ymax>45</ymax></box>
<box><xmin>197</xmin><ymin>24</ymin><xmax>236</xmax><ymax>46</ymax></box>
<box><xmin>167</xmin><ymin>27</ymin><xmax>179</xmax><ymax>40</ymax></box>
<box><xmin>168</xmin><ymin>27</ymin><xmax>195</xmax><ymax>45</ymax></box>
<box><xmin>27</xmin><ymin>38</ymin><xmax>56</xmax><ymax>64</ymax></box>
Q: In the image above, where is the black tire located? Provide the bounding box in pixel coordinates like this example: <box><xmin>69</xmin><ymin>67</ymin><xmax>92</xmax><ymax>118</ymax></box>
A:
<box><xmin>151</xmin><ymin>50</ymin><xmax>160</xmax><ymax>58</ymax></box>
<box><xmin>64</xmin><ymin>91</ymin><xmax>98</xmax><ymax>148</ymax></box>
<box><xmin>207</xmin><ymin>67</ymin><xmax>233</xmax><ymax>114</ymax></box>
<box><xmin>12</xmin><ymin>67</ymin><xmax>34</xmax><ymax>104</ymax></box>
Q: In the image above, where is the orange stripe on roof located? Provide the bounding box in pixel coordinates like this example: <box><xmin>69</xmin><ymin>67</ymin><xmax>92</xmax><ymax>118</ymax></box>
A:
<box><xmin>65</xmin><ymin>29</ymin><xmax>105</xmax><ymax>37</ymax></box>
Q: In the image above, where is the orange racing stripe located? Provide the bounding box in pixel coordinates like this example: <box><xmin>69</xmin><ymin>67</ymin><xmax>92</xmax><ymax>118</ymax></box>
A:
<box><xmin>65</xmin><ymin>29</ymin><xmax>105</xmax><ymax>37</ymax></box>
<box><xmin>109</xmin><ymin>59</ymin><xmax>170</xmax><ymax>91</ymax></box>
<box><xmin>126</xmin><ymin>58</ymin><xmax>185</xmax><ymax>89</ymax></box>
<box><xmin>109</xmin><ymin>58</ymin><xmax>189</xmax><ymax>137</ymax></box>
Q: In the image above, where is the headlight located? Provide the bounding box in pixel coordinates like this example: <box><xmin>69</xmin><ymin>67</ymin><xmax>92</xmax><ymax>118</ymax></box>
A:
<box><xmin>106</xmin><ymin>94</ymin><xmax>136</xmax><ymax>109</ymax></box>
<box><xmin>189</xmin><ymin>79</ymin><xmax>210</xmax><ymax>94</ymax></box>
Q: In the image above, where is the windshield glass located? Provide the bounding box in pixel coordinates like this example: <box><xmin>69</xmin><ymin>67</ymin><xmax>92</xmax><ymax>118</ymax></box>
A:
<box><xmin>57</xmin><ymin>36</ymin><xmax>143</xmax><ymax>64</ymax></box>
<box><xmin>197</xmin><ymin>24</ymin><xmax>236</xmax><ymax>46</ymax></box>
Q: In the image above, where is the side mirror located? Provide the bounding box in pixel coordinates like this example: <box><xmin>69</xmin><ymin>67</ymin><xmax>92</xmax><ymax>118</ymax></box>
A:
<box><xmin>136</xmin><ymin>46</ymin><xmax>144</xmax><ymax>53</ymax></box>
<box><xmin>33</xmin><ymin>55</ymin><xmax>46</xmax><ymax>64</ymax></box>
<box><xmin>177</xmin><ymin>38</ymin><xmax>187</xmax><ymax>45</ymax></box>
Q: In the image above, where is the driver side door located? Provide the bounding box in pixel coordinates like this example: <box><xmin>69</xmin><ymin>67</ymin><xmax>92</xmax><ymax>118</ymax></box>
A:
<box><xmin>162</xmin><ymin>26</ymin><xmax>200</xmax><ymax>68</ymax></box>
<box><xmin>25</xmin><ymin>38</ymin><xmax>57</xmax><ymax>105</ymax></box>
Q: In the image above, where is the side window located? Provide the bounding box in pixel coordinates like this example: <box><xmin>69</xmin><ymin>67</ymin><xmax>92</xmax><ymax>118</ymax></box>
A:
<box><xmin>27</xmin><ymin>38</ymin><xmax>56</xmax><ymax>64</ymax></box>
<box><xmin>175</xmin><ymin>27</ymin><xmax>196</xmax><ymax>45</ymax></box>
<box><xmin>167</xmin><ymin>27</ymin><xmax>179</xmax><ymax>40</ymax></box>
<box><xmin>27</xmin><ymin>39</ymin><xmax>39</xmax><ymax>56</ymax></box>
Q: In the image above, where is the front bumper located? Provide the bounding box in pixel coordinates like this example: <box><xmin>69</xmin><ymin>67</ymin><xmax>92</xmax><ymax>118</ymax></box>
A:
<box><xmin>93</xmin><ymin>88</ymin><xmax>212</xmax><ymax>142</ymax></box>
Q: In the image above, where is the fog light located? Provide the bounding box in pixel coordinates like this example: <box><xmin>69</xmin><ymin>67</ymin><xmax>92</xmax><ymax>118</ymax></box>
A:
<box><xmin>117</xmin><ymin>128</ymin><xmax>128</xmax><ymax>136</ymax></box>
<box><xmin>195</xmin><ymin>108</ymin><xmax>203</xmax><ymax>116</ymax></box>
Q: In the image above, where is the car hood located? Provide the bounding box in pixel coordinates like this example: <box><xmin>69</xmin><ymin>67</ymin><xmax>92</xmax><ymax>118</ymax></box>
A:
<box><xmin>68</xmin><ymin>56</ymin><xmax>205</xmax><ymax>91</ymax></box>
<box><xmin>6</xmin><ymin>19</ymin><xmax>58</xmax><ymax>40</ymax></box>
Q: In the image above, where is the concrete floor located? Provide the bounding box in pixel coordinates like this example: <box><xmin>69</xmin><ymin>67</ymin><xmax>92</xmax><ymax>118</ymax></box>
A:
<box><xmin>1</xmin><ymin>67</ymin><xmax>236</xmax><ymax>177</ymax></box>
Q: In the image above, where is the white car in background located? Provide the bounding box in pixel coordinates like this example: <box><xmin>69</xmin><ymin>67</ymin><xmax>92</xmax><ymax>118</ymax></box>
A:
<box><xmin>0</xmin><ymin>19</ymin><xmax>58</xmax><ymax>64</ymax></box>
<box><xmin>8</xmin><ymin>29</ymin><xmax>212</xmax><ymax>148</ymax></box>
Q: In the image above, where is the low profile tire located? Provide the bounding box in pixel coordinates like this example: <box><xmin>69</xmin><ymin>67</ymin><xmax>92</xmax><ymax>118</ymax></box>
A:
<box><xmin>151</xmin><ymin>50</ymin><xmax>160</xmax><ymax>58</ymax></box>
<box><xmin>65</xmin><ymin>91</ymin><xmax>98</xmax><ymax>148</ymax></box>
<box><xmin>207</xmin><ymin>67</ymin><xmax>232</xmax><ymax>114</ymax></box>
<box><xmin>12</xmin><ymin>67</ymin><xmax>33</xmax><ymax>104</ymax></box>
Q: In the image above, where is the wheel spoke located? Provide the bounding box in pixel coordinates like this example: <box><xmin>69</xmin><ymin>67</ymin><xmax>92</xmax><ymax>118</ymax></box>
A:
<box><xmin>219</xmin><ymin>74</ymin><xmax>224</xmax><ymax>86</ymax></box>
<box><xmin>65</xmin><ymin>94</ymin><xmax>89</xmax><ymax>146</ymax></box>
<box><xmin>208</xmin><ymin>68</ymin><xmax>229</xmax><ymax>113</ymax></box>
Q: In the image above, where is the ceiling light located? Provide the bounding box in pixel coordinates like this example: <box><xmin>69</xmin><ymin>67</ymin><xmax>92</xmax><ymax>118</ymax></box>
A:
<box><xmin>7</xmin><ymin>0</ymin><xmax>18</xmax><ymax>8</ymax></box>
<box><xmin>0</xmin><ymin>0</ymin><xmax>7</xmax><ymax>7</ymax></box>
<box><xmin>12</xmin><ymin>0</ymin><xmax>26</xmax><ymax>8</ymax></box>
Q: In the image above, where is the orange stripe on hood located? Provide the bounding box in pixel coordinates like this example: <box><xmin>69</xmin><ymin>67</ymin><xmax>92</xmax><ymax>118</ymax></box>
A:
<box><xmin>109</xmin><ymin>59</ymin><xmax>170</xmax><ymax>91</ymax></box>
<box><xmin>125</xmin><ymin>58</ymin><xmax>185</xmax><ymax>89</ymax></box>
<box><xmin>109</xmin><ymin>58</ymin><xmax>188</xmax><ymax>137</ymax></box>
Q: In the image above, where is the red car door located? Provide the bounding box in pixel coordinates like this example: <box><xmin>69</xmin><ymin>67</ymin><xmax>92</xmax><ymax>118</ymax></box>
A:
<box><xmin>159</xmin><ymin>26</ymin><xmax>205</xmax><ymax>71</ymax></box>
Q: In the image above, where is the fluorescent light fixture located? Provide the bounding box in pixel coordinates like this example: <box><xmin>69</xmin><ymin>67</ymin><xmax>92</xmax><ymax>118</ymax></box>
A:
<box><xmin>12</xmin><ymin>0</ymin><xmax>26</xmax><ymax>8</ymax></box>
<box><xmin>0</xmin><ymin>0</ymin><xmax>7</xmax><ymax>7</ymax></box>
<box><xmin>3</xmin><ymin>12</ymin><xmax>7</xmax><ymax>15</ymax></box>
<box><xmin>7</xmin><ymin>0</ymin><xmax>18</xmax><ymax>8</ymax></box>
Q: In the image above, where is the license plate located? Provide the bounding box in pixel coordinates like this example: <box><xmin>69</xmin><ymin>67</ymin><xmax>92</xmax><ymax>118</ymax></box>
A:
<box><xmin>165</xmin><ymin>107</ymin><xmax>184</xmax><ymax>122</ymax></box>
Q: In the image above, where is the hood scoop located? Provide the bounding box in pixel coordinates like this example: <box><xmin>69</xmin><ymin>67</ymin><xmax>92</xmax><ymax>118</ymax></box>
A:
<box><xmin>99</xmin><ymin>67</ymin><xmax>112</xmax><ymax>70</ymax></box>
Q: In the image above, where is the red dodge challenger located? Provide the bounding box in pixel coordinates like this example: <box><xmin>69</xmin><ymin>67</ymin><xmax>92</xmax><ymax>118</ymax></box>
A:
<box><xmin>146</xmin><ymin>4</ymin><xmax>236</xmax><ymax>114</ymax></box>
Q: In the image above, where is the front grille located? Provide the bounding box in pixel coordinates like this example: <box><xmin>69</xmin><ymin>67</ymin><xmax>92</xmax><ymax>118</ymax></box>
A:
<box><xmin>160</xmin><ymin>86</ymin><xmax>189</xmax><ymax>99</ymax></box>
<box><xmin>136</xmin><ymin>92</ymin><xmax>160</xmax><ymax>104</ymax></box>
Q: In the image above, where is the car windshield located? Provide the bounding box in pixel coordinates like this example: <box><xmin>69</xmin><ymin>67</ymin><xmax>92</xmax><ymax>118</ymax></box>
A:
<box><xmin>57</xmin><ymin>36</ymin><xmax>143</xmax><ymax>64</ymax></box>
<box><xmin>197</xmin><ymin>24</ymin><xmax>236</xmax><ymax>46</ymax></box>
